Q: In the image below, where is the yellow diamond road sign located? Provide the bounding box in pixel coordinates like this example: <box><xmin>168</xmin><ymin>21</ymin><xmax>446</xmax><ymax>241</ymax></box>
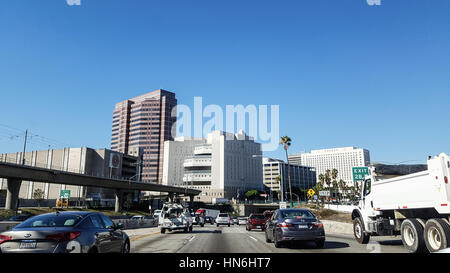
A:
<box><xmin>307</xmin><ymin>189</ymin><xmax>315</xmax><ymax>197</ymax></box>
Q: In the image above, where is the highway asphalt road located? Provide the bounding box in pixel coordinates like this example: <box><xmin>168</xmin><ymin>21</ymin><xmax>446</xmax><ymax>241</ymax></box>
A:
<box><xmin>131</xmin><ymin>224</ymin><xmax>408</xmax><ymax>253</ymax></box>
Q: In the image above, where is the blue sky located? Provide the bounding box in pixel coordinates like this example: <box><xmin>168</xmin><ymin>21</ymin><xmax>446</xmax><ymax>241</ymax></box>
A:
<box><xmin>0</xmin><ymin>0</ymin><xmax>449</xmax><ymax>164</ymax></box>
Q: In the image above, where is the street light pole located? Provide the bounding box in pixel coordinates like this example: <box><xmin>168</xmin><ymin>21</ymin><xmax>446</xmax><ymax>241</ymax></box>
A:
<box><xmin>22</xmin><ymin>129</ymin><xmax>28</xmax><ymax>165</ymax></box>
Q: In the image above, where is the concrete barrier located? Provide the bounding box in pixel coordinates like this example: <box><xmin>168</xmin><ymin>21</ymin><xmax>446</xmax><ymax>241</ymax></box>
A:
<box><xmin>322</xmin><ymin>220</ymin><xmax>353</xmax><ymax>235</ymax></box>
<box><xmin>324</xmin><ymin>204</ymin><xmax>356</xmax><ymax>213</ymax></box>
<box><xmin>0</xmin><ymin>221</ymin><xmax>21</xmax><ymax>233</ymax></box>
<box><xmin>112</xmin><ymin>219</ymin><xmax>158</xmax><ymax>230</ymax></box>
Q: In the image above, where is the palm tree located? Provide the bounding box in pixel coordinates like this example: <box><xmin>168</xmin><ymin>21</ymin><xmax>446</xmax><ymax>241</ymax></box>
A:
<box><xmin>331</xmin><ymin>168</ymin><xmax>338</xmax><ymax>200</ymax></box>
<box><xmin>318</xmin><ymin>174</ymin><xmax>325</xmax><ymax>186</ymax></box>
<box><xmin>280</xmin><ymin>136</ymin><xmax>293</xmax><ymax>208</ymax></box>
<box><xmin>338</xmin><ymin>179</ymin><xmax>346</xmax><ymax>201</ymax></box>
<box><xmin>274</xmin><ymin>175</ymin><xmax>282</xmax><ymax>201</ymax></box>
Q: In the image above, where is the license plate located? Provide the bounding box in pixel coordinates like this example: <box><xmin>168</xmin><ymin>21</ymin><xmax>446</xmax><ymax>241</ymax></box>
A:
<box><xmin>297</xmin><ymin>225</ymin><xmax>308</xmax><ymax>229</ymax></box>
<box><xmin>20</xmin><ymin>241</ymin><xmax>37</xmax><ymax>249</ymax></box>
<box><xmin>256</xmin><ymin>226</ymin><xmax>260</xmax><ymax>228</ymax></box>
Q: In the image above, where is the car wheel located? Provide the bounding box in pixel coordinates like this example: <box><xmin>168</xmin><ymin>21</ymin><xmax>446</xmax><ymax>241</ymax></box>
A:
<box><xmin>274</xmin><ymin>233</ymin><xmax>282</xmax><ymax>248</ymax></box>
<box><xmin>189</xmin><ymin>225</ymin><xmax>193</xmax><ymax>232</ymax></box>
<box><xmin>217</xmin><ymin>224</ymin><xmax>219</xmax><ymax>227</ymax></box>
<box><xmin>265</xmin><ymin>230</ymin><xmax>272</xmax><ymax>243</ymax></box>
<box><xmin>122</xmin><ymin>240</ymin><xmax>130</xmax><ymax>253</ymax></box>
<box><xmin>161</xmin><ymin>228</ymin><xmax>166</xmax><ymax>234</ymax></box>
<box><xmin>315</xmin><ymin>239</ymin><xmax>325</xmax><ymax>248</ymax></box>
<box><xmin>228</xmin><ymin>224</ymin><xmax>230</xmax><ymax>227</ymax></box>
<box><xmin>88</xmin><ymin>246</ymin><xmax>98</xmax><ymax>253</ymax></box>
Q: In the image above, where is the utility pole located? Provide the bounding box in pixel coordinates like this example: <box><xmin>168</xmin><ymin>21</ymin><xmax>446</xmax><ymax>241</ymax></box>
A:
<box><xmin>22</xmin><ymin>129</ymin><xmax>28</xmax><ymax>165</ymax></box>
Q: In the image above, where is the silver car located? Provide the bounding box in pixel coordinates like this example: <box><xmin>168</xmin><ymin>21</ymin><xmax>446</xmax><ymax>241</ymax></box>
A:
<box><xmin>0</xmin><ymin>211</ymin><xmax>130</xmax><ymax>253</ymax></box>
<box><xmin>215</xmin><ymin>213</ymin><xmax>231</xmax><ymax>227</ymax></box>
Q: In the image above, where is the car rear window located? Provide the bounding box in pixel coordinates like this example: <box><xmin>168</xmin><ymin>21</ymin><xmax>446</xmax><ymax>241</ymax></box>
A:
<box><xmin>250</xmin><ymin>214</ymin><xmax>265</xmax><ymax>219</ymax></box>
<box><xmin>281</xmin><ymin>210</ymin><xmax>315</xmax><ymax>219</ymax></box>
<box><xmin>16</xmin><ymin>214</ymin><xmax>82</xmax><ymax>228</ymax></box>
<box><xmin>218</xmin><ymin>213</ymin><xmax>228</xmax><ymax>217</ymax></box>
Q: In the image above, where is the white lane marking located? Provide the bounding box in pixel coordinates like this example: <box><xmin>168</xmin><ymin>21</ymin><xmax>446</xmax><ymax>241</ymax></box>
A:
<box><xmin>248</xmin><ymin>235</ymin><xmax>258</xmax><ymax>242</ymax></box>
<box><xmin>189</xmin><ymin>235</ymin><xmax>196</xmax><ymax>242</ymax></box>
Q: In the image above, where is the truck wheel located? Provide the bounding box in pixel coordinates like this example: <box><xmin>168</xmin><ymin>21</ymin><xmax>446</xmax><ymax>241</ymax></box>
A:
<box><xmin>353</xmin><ymin>217</ymin><xmax>370</xmax><ymax>244</ymax></box>
<box><xmin>161</xmin><ymin>228</ymin><xmax>166</xmax><ymax>234</ymax></box>
<box><xmin>424</xmin><ymin>218</ymin><xmax>450</xmax><ymax>252</ymax></box>
<box><xmin>401</xmin><ymin>219</ymin><xmax>427</xmax><ymax>253</ymax></box>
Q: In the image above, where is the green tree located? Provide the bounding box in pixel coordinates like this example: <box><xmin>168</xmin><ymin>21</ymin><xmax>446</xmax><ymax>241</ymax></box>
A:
<box><xmin>245</xmin><ymin>190</ymin><xmax>259</xmax><ymax>200</ymax></box>
<box><xmin>280</xmin><ymin>136</ymin><xmax>293</xmax><ymax>207</ymax></box>
<box><xmin>274</xmin><ymin>175</ymin><xmax>282</xmax><ymax>200</ymax></box>
<box><xmin>33</xmin><ymin>189</ymin><xmax>45</xmax><ymax>208</ymax></box>
<box><xmin>331</xmin><ymin>168</ymin><xmax>338</xmax><ymax>200</ymax></box>
<box><xmin>338</xmin><ymin>179</ymin><xmax>346</xmax><ymax>201</ymax></box>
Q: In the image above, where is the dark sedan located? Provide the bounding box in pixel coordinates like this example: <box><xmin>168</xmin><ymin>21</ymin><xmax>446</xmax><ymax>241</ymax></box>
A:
<box><xmin>265</xmin><ymin>209</ymin><xmax>325</xmax><ymax>248</ymax></box>
<box><xmin>0</xmin><ymin>211</ymin><xmax>130</xmax><ymax>253</ymax></box>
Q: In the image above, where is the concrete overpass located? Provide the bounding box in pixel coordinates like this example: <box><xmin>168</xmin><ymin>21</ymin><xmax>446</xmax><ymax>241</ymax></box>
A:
<box><xmin>0</xmin><ymin>162</ymin><xmax>201</xmax><ymax>212</ymax></box>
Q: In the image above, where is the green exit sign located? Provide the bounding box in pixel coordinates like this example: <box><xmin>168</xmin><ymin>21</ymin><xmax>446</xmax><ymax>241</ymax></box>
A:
<box><xmin>60</xmin><ymin>190</ymin><xmax>71</xmax><ymax>199</ymax></box>
<box><xmin>352</xmin><ymin>167</ymin><xmax>370</xmax><ymax>181</ymax></box>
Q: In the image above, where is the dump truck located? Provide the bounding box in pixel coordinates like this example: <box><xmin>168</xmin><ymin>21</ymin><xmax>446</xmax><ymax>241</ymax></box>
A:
<box><xmin>352</xmin><ymin>153</ymin><xmax>450</xmax><ymax>253</ymax></box>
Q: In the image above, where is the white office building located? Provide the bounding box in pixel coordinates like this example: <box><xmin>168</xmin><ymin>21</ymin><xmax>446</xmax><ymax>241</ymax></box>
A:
<box><xmin>262</xmin><ymin>157</ymin><xmax>316</xmax><ymax>199</ymax></box>
<box><xmin>288</xmin><ymin>147</ymin><xmax>370</xmax><ymax>186</ymax></box>
<box><xmin>162</xmin><ymin>130</ymin><xmax>263</xmax><ymax>203</ymax></box>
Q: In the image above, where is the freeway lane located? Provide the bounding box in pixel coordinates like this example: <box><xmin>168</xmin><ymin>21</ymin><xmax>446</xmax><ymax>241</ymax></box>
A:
<box><xmin>131</xmin><ymin>225</ymin><xmax>408</xmax><ymax>253</ymax></box>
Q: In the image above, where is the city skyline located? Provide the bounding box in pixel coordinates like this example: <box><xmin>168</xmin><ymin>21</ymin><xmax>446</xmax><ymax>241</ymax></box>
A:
<box><xmin>0</xmin><ymin>0</ymin><xmax>449</xmax><ymax>164</ymax></box>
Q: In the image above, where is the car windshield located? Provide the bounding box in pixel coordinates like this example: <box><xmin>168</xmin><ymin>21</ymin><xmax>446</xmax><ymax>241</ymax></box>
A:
<box><xmin>16</xmin><ymin>214</ymin><xmax>83</xmax><ymax>228</ymax></box>
<box><xmin>280</xmin><ymin>210</ymin><xmax>315</xmax><ymax>219</ymax></box>
<box><xmin>218</xmin><ymin>214</ymin><xmax>228</xmax><ymax>217</ymax></box>
<box><xmin>250</xmin><ymin>215</ymin><xmax>265</xmax><ymax>219</ymax></box>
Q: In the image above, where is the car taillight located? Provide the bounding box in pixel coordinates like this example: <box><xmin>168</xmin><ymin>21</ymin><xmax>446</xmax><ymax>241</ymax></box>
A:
<box><xmin>46</xmin><ymin>232</ymin><xmax>81</xmax><ymax>242</ymax></box>
<box><xmin>278</xmin><ymin>222</ymin><xmax>294</xmax><ymax>228</ymax></box>
<box><xmin>0</xmin><ymin>234</ymin><xmax>12</xmax><ymax>245</ymax></box>
<box><xmin>313</xmin><ymin>222</ymin><xmax>323</xmax><ymax>228</ymax></box>
<box><xmin>445</xmin><ymin>176</ymin><xmax>448</xmax><ymax>184</ymax></box>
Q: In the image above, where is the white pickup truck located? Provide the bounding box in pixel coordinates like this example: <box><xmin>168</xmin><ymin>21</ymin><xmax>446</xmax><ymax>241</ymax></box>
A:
<box><xmin>158</xmin><ymin>203</ymin><xmax>193</xmax><ymax>234</ymax></box>
<box><xmin>352</xmin><ymin>153</ymin><xmax>450</xmax><ymax>253</ymax></box>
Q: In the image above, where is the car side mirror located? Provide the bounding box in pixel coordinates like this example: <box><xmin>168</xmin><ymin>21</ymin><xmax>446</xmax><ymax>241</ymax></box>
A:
<box><xmin>116</xmin><ymin>222</ymin><xmax>124</xmax><ymax>230</ymax></box>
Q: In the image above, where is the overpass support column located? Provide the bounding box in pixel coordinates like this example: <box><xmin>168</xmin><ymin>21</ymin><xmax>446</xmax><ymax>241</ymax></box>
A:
<box><xmin>115</xmin><ymin>190</ymin><xmax>123</xmax><ymax>213</ymax></box>
<box><xmin>168</xmin><ymin>193</ymin><xmax>174</xmax><ymax>203</ymax></box>
<box><xmin>5</xmin><ymin>178</ymin><xmax>22</xmax><ymax>210</ymax></box>
<box><xmin>189</xmin><ymin>195</ymin><xmax>194</xmax><ymax>208</ymax></box>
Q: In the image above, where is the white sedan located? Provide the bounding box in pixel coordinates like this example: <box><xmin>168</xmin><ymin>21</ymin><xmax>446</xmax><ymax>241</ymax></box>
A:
<box><xmin>237</xmin><ymin>217</ymin><xmax>247</xmax><ymax>225</ymax></box>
